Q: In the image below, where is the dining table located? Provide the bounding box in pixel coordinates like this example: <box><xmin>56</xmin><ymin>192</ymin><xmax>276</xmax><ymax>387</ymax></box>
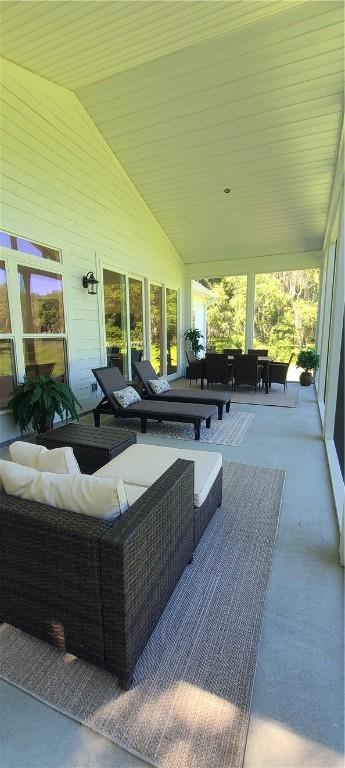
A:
<box><xmin>227</xmin><ymin>355</ymin><xmax>273</xmax><ymax>394</ymax></box>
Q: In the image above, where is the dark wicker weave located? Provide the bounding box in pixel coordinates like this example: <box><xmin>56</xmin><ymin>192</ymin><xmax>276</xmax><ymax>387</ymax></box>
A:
<box><xmin>0</xmin><ymin>459</ymin><xmax>195</xmax><ymax>689</ymax></box>
<box><xmin>133</xmin><ymin>360</ymin><xmax>231</xmax><ymax>420</ymax></box>
<box><xmin>37</xmin><ymin>424</ymin><xmax>137</xmax><ymax>473</ymax></box>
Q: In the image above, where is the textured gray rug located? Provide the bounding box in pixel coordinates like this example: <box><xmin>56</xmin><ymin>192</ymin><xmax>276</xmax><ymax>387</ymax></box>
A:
<box><xmin>0</xmin><ymin>461</ymin><xmax>285</xmax><ymax>768</ymax></box>
<box><xmin>231</xmin><ymin>383</ymin><xmax>299</xmax><ymax>408</ymax></box>
<box><xmin>110</xmin><ymin>410</ymin><xmax>254</xmax><ymax>445</ymax></box>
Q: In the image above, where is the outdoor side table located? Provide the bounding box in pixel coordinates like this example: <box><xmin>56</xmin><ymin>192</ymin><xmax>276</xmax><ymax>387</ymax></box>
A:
<box><xmin>37</xmin><ymin>424</ymin><xmax>136</xmax><ymax>473</ymax></box>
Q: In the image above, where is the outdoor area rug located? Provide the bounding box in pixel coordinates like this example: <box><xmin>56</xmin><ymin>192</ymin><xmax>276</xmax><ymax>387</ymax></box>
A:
<box><xmin>109</xmin><ymin>409</ymin><xmax>254</xmax><ymax>445</ymax></box>
<box><xmin>0</xmin><ymin>461</ymin><xmax>285</xmax><ymax>768</ymax></box>
<box><xmin>231</xmin><ymin>383</ymin><xmax>299</xmax><ymax>408</ymax></box>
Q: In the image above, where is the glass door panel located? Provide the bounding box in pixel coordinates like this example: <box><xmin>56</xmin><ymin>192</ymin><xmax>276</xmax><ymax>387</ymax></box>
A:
<box><xmin>103</xmin><ymin>269</ymin><xmax>128</xmax><ymax>378</ymax></box>
<box><xmin>150</xmin><ymin>284</ymin><xmax>163</xmax><ymax>374</ymax></box>
<box><xmin>166</xmin><ymin>288</ymin><xmax>178</xmax><ymax>374</ymax></box>
<box><xmin>129</xmin><ymin>277</ymin><xmax>144</xmax><ymax>372</ymax></box>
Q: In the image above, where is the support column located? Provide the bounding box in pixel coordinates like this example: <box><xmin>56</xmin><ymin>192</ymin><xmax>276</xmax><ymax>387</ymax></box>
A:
<box><xmin>245</xmin><ymin>272</ymin><xmax>255</xmax><ymax>352</ymax></box>
<box><xmin>183</xmin><ymin>276</ymin><xmax>193</xmax><ymax>373</ymax></box>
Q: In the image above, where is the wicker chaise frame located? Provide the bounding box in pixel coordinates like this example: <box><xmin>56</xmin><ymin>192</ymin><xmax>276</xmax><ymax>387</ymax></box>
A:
<box><xmin>0</xmin><ymin>460</ymin><xmax>195</xmax><ymax>690</ymax></box>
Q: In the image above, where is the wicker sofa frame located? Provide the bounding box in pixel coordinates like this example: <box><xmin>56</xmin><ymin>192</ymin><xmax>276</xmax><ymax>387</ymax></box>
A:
<box><xmin>0</xmin><ymin>460</ymin><xmax>195</xmax><ymax>690</ymax></box>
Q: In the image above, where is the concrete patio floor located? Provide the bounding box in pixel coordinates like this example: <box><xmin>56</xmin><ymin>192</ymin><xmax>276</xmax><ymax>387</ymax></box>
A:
<box><xmin>0</xmin><ymin>384</ymin><xmax>343</xmax><ymax>768</ymax></box>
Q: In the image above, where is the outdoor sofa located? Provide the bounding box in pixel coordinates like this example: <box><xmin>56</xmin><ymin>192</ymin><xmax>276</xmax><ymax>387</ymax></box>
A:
<box><xmin>133</xmin><ymin>360</ymin><xmax>231</xmax><ymax>419</ymax></box>
<box><xmin>92</xmin><ymin>366</ymin><xmax>217</xmax><ymax>440</ymax></box>
<box><xmin>0</xmin><ymin>440</ymin><xmax>222</xmax><ymax>689</ymax></box>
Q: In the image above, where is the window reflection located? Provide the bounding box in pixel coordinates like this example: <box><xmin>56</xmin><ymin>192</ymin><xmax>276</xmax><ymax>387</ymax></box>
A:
<box><xmin>23</xmin><ymin>339</ymin><xmax>66</xmax><ymax>381</ymax></box>
<box><xmin>129</xmin><ymin>278</ymin><xmax>144</xmax><ymax>372</ymax></box>
<box><xmin>18</xmin><ymin>266</ymin><xmax>65</xmax><ymax>334</ymax></box>
<box><xmin>0</xmin><ymin>231</ymin><xmax>60</xmax><ymax>262</ymax></box>
<box><xmin>103</xmin><ymin>270</ymin><xmax>128</xmax><ymax>378</ymax></box>
<box><xmin>0</xmin><ymin>340</ymin><xmax>15</xmax><ymax>410</ymax></box>
<box><xmin>150</xmin><ymin>284</ymin><xmax>163</xmax><ymax>375</ymax></box>
<box><xmin>0</xmin><ymin>260</ymin><xmax>11</xmax><ymax>334</ymax></box>
<box><xmin>166</xmin><ymin>288</ymin><xmax>178</xmax><ymax>374</ymax></box>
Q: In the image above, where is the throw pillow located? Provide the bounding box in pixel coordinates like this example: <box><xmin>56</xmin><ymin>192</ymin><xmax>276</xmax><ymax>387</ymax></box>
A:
<box><xmin>148</xmin><ymin>377</ymin><xmax>171</xmax><ymax>394</ymax></box>
<box><xmin>0</xmin><ymin>460</ymin><xmax>128</xmax><ymax>520</ymax></box>
<box><xmin>113</xmin><ymin>386</ymin><xmax>141</xmax><ymax>408</ymax></box>
<box><xmin>37</xmin><ymin>446</ymin><xmax>81</xmax><ymax>474</ymax></box>
<box><xmin>9</xmin><ymin>440</ymin><xmax>46</xmax><ymax>469</ymax></box>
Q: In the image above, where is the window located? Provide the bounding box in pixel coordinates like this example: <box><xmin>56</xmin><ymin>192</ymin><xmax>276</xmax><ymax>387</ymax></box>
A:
<box><xmin>0</xmin><ymin>340</ymin><xmax>15</xmax><ymax>410</ymax></box>
<box><xmin>18</xmin><ymin>266</ymin><xmax>65</xmax><ymax>334</ymax></box>
<box><xmin>23</xmin><ymin>339</ymin><xmax>66</xmax><ymax>381</ymax></box>
<box><xmin>0</xmin><ymin>260</ymin><xmax>15</xmax><ymax>409</ymax></box>
<box><xmin>103</xmin><ymin>269</ymin><xmax>128</xmax><ymax>378</ymax></box>
<box><xmin>166</xmin><ymin>288</ymin><xmax>178</xmax><ymax>374</ymax></box>
<box><xmin>0</xmin><ymin>230</ymin><xmax>61</xmax><ymax>262</ymax></box>
<box><xmin>150</xmin><ymin>284</ymin><xmax>163</xmax><ymax>374</ymax></box>
<box><xmin>129</xmin><ymin>277</ymin><xmax>144</xmax><ymax>369</ymax></box>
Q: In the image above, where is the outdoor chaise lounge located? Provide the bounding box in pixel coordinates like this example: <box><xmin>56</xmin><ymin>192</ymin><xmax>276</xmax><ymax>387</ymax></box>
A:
<box><xmin>92</xmin><ymin>366</ymin><xmax>217</xmax><ymax>440</ymax></box>
<box><xmin>133</xmin><ymin>360</ymin><xmax>231</xmax><ymax>420</ymax></box>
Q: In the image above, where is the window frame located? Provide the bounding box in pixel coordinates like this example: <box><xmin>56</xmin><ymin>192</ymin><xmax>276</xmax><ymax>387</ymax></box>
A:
<box><xmin>100</xmin><ymin>262</ymin><xmax>147</xmax><ymax>382</ymax></box>
<box><xmin>0</xmin><ymin>246</ymin><xmax>69</xmax><ymax>412</ymax></box>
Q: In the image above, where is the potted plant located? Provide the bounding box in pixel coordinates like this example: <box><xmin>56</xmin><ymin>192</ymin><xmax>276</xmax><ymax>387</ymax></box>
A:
<box><xmin>8</xmin><ymin>375</ymin><xmax>82</xmax><ymax>433</ymax></box>
<box><xmin>184</xmin><ymin>328</ymin><xmax>205</xmax><ymax>359</ymax></box>
<box><xmin>296</xmin><ymin>349</ymin><xmax>320</xmax><ymax>386</ymax></box>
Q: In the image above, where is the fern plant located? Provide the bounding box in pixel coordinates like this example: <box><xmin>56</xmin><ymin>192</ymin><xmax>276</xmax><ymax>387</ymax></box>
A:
<box><xmin>8</xmin><ymin>375</ymin><xmax>82</xmax><ymax>433</ymax></box>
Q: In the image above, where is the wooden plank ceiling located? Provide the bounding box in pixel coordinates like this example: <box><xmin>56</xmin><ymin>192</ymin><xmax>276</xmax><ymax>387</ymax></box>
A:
<box><xmin>0</xmin><ymin>0</ymin><xmax>343</xmax><ymax>265</ymax></box>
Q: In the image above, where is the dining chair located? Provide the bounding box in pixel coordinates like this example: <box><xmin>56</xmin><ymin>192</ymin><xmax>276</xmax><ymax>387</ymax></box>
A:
<box><xmin>233</xmin><ymin>354</ymin><xmax>261</xmax><ymax>392</ymax></box>
<box><xmin>205</xmin><ymin>353</ymin><xmax>231</xmax><ymax>388</ymax></box>
<box><xmin>185</xmin><ymin>350</ymin><xmax>205</xmax><ymax>386</ymax></box>
<box><xmin>269</xmin><ymin>353</ymin><xmax>294</xmax><ymax>391</ymax></box>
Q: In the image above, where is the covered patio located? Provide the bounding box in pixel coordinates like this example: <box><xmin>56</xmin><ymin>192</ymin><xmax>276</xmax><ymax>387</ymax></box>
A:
<box><xmin>0</xmin><ymin>2</ymin><xmax>344</xmax><ymax>768</ymax></box>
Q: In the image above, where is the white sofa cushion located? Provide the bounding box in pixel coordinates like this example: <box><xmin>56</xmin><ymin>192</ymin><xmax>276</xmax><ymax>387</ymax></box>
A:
<box><xmin>113</xmin><ymin>386</ymin><xmax>141</xmax><ymax>408</ymax></box>
<box><xmin>94</xmin><ymin>443</ymin><xmax>222</xmax><ymax>508</ymax></box>
<box><xmin>124</xmin><ymin>483</ymin><xmax>146</xmax><ymax>507</ymax></box>
<box><xmin>9</xmin><ymin>440</ymin><xmax>80</xmax><ymax>475</ymax></box>
<box><xmin>9</xmin><ymin>440</ymin><xmax>45</xmax><ymax>469</ymax></box>
<box><xmin>148</xmin><ymin>377</ymin><xmax>171</xmax><ymax>394</ymax></box>
<box><xmin>0</xmin><ymin>460</ymin><xmax>128</xmax><ymax>520</ymax></box>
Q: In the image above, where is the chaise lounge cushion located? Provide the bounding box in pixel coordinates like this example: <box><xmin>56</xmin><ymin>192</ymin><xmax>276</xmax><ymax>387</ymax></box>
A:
<box><xmin>94</xmin><ymin>443</ymin><xmax>222</xmax><ymax>508</ymax></box>
<box><xmin>0</xmin><ymin>460</ymin><xmax>128</xmax><ymax>520</ymax></box>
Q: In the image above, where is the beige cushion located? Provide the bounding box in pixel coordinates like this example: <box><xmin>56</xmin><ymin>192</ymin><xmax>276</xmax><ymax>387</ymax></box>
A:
<box><xmin>9</xmin><ymin>441</ymin><xmax>45</xmax><ymax>469</ymax></box>
<box><xmin>37</xmin><ymin>446</ymin><xmax>80</xmax><ymax>474</ymax></box>
<box><xmin>124</xmin><ymin>483</ymin><xmax>146</xmax><ymax>507</ymax></box>
<box><xmin>9</xmin><ymin>440</ymin><xmax>80</xmax><ymax>475</ymax></box>
<box><xmin>0</xmin><ymin>460</ymin><xmax>128</xmax><ymax>520</ymax></box>
<box><xmin>94</xmin><ymin>444</ymin><xmax>222</xmax><ymax>507</ymax></box>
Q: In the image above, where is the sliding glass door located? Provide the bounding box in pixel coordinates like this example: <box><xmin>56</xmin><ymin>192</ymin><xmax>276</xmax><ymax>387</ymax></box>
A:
<box><xmin>166</xmin><ymin>288</ymin><xmax>178</xmax><ymax>374</ymax></box>
<box><xmin>150</xmin><ymin>284</ymin><xmax>163</xmax><ymax>374</ymax></box>
<box><xmin>103</xmin><ymin>269</ymin><xmax>128</xmax><ymax>378</ymax></box>
<box><xmin>129</xmin><ymin>277</ymin><xmax>145</xmax><ymax>370</ymax></box>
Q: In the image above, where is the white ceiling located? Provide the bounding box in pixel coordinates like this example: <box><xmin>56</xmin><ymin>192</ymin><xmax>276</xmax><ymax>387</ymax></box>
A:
<box><xmin>0</xmin><ymin>0</ymin><xmax>343</xmax><ymax>265</ymax></box>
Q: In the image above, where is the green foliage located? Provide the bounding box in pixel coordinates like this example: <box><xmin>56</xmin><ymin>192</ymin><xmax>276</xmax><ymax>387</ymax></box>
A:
<box><xmin>296</xmin><ymin>349</ymin><xmax>320</xmax><ymax>371</ymax></box>
<box><xmin>202</xmin><ymin>270</ymin><xmax>320</xmax><ymax>361</ymax></box>
<box><xmin>184</xmin><ymin>328</ymin><xmax>205</xmax><ymax>358</ymax></box>
<box><xmin>8</xmin><ymin>375</ymin><xmax>82</xmax><ymax>433</ymax></box>
<box><xmin>200</xmin><ymin>276</ymin><xmax>246</xmax><ymax>351</ymax></box>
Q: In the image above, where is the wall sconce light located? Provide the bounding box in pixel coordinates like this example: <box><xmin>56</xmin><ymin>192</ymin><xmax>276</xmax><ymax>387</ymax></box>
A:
<box><xmin>82</xmin><ymin>271</ymin><xmax>99</xmax><ymax>295</ymax></box>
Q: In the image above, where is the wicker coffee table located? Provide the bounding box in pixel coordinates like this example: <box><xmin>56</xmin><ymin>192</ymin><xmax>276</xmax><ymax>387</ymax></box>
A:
<box><xmin>37</xmin><ymin>424</ymin><xmax>136</xmax><ymax>473</ymax></box>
